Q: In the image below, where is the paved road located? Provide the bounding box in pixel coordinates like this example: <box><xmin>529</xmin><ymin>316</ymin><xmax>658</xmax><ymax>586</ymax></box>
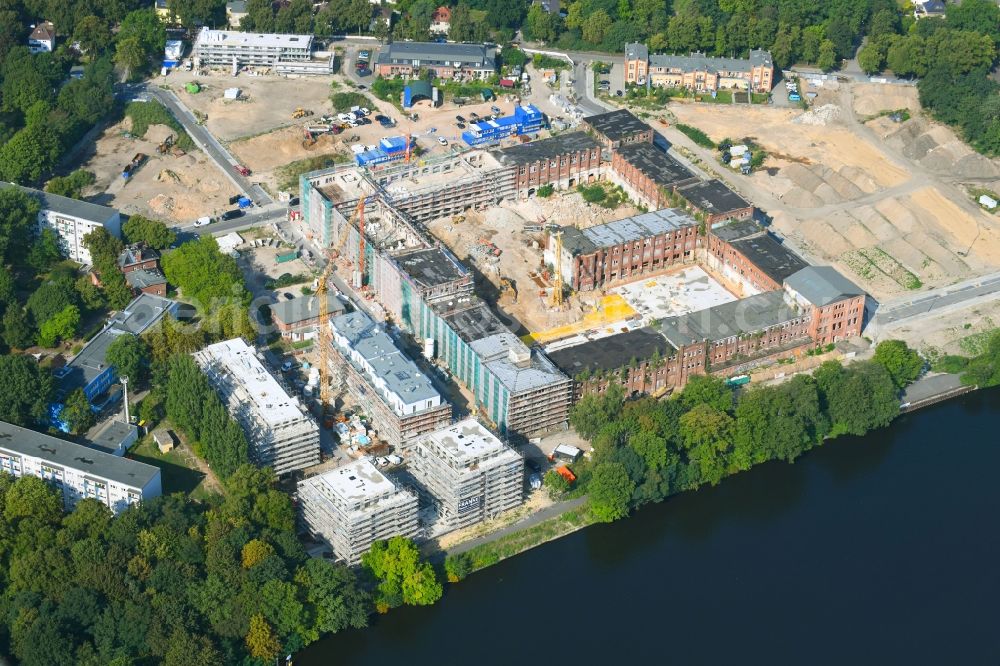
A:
<box><xmin>870</xmin><ymin>271</ymin><xmax>1000</xmax><ymax>327</ymax></box>
<box><xmin>444</xmin><ymin>495</ymin><xmax>589</xmax><ymax>557</ymax></box>
<box><xmin>135</xmin><ymin>84</ymin><xmax>273</xmax><ymax>205</ymax></box>
<box><xmin>177</xmin><ymin>204</ymin><xmax>290</xmax><ymax>235</ymax></box>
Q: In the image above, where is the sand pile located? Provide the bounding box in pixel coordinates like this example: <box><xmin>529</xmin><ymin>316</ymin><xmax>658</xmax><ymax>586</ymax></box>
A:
<box><xmin>793</xmin><ymin>104</ymin><xmax>840</xmax><ymax>126</ymax></box>
<box><xmin>885</xmin><ymin>118</ymin><xmax>1000</xmax><ymax>179</ymax></box>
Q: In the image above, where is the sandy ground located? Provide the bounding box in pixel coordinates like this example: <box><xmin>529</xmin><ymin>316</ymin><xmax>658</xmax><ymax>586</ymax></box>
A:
<box><xmin>666</xmin><ymin>84</ymin><xmax>1000</xmax><ymax>301</ymax></box>
<box><xmin>79</xmin><ymin>120</ymin><xmax>234</xmax><ymax>224</ymax></box>
<box><xmin>885</xmin><ymin>297</ymin><xmax>1000</xmax><ymax>357</ymax></box>
<box><xmin>426</xmin><ymin>190</ymin><xmax>642</xmax><ymax>335</ymax></box>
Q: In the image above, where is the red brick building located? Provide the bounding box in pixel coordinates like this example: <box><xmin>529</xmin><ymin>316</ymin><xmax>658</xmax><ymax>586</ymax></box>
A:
<box><xmin>705</xmin><ymin>220</ymin><xmax>808</xmax><ymax>295</ymax></box>
<box><xmin>583</xmin><ymin>109</ymin><xmax>654</xmax><ymax>151</ymax></box>
<box><xmin>547</xmin><ymin>209</ymin><xmax>699</xmax><ymax>291</ymax></box>
<box><xmin>677</xmin><ymin>179</ymin><xmax>755</xmax><ymax>225</ymax></box>
<box><xmin>270</xmin><ymin>293</ymin><xmax>347</xmax><ymax>340</ymax></box>
<box><xmin>492</xmin><ymin>132</ymin><xmax>602</xmax><ymax>198</ymax></box>
<box><xmin>609</xmin><ymin>142</ymin><xmax>700</xmax><ymax>209</ymax></box>
<box><xmin>783</xmin><ymin>266</ymin><xmax>866</xmax><ymax>346</ymax></box>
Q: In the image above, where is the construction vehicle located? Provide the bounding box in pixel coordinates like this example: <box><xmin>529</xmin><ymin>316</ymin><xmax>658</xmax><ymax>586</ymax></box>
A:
<box><xmin>122</xmin><ymin>153</ymin><xmax>147</xmax><ymax>180</ymax></box>
<box><xmin>234</xmin><ymin>165</ymin><xmax>251</xmax><ymax>177</ymax></box>
<box><xmin>499</xmin><ymin>276</ymin><xmax>517</xmax><ymax>304</ymax></box>
<box><xmin>156</xmin><ymin>135</ymin><xmax>174</xmax><ymax>155</ymax></box>
<box><xmin>292</xmin><ymin>107</ymin><xmax>314</xmax><ymax>119</ymax></box>
<box><xmin>303</xmin><ymin>129</ymin><xmax>317</xmax><ymax>148</ymax></box>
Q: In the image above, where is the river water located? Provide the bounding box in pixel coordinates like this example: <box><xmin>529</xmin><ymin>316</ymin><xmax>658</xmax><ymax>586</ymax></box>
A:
<box><xmin>299</xmin><ymin>389</ymin><xmax>1000</xmax><ymax>665</ymax></box>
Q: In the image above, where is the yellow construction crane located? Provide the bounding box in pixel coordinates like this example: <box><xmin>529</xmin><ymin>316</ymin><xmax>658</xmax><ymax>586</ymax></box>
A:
<box><xmin>317</xmin><ymin>197</ymin><xmax>367</xmax><ymax>427</ymax></box>
<box><xmin>550</xmin><ymin>230</ymin><xmax>564</xmax><ymax>308</ymax></box>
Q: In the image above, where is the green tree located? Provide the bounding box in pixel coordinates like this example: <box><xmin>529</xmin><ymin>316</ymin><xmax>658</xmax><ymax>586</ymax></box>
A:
<box><xmin>0</xmin><ymin>355</ymin><xmax>53</xmax><ymax>425</ymax></box>
<box><xmin>105</xmin><ymin>333</ymin><xmax>149</xmax><ymax>387</ymax></box>
<box><xmin>27</xmin><ymin>282</ymin><xmax>77</xmax><ymax>329</ymax></box>
<box><xmin>3</xmin><ymin>305</ymin><xmax>35</xmax><ymax>350</ymax></box>
<box><xmin>245</xmin><ymin>614</ymin><xmax>280</xmax><ymax>662</ymax></box>
<box><xmin>61</xmin><ymin>387</ymin><xmax>96</xmax><ymax>434</ymax></box>
<box><xmin>38</xmin><ymin>304</ymin><xmax>81</xmax><ymax>347</ymax></box>
<box><xmin>114</xmin><ymin>36</ymin><xmax>148</xmax><ymax>81</ymax></box>
<box><xmin>873</xmin><ymin>339</ymin><xmax>923</xmax><ymax>389</ymax></box>
<box><xmin>588</xmin><ymin>462</ymin><xmax>634</xmax><ymax>522</ymax></box>
<box><xmin>679</xmin><ymin>374</ymin><xmax>733</xmax><ymax>413</ymax></box>
<box><xmin>582</xmin><ymin>9</ymin><xmax>613</xmax><ymax>44</ymax></box>
<box><xmin>27</xmin><ymin>228</ymin><xmax>64</xmax><ymax>271</ymax></box>
<box><xmin>362</xmin><ymin>536</ymin><xmax>442</xmax><ymax>610</ymax></box>
<box><xmin>166</xmin><ymin>354</ymin><xmax>211</xmax><ymax>439</ymax></box>
<box><xmin>0</xmin><ymin>187</ymin><xmax>41</xmax><ymax>264</ymax></box>
<box><xmin>679</xmin><ymin>403</ymin><xmax>734</xmax><ymax>486</ymax></box>
<box><xmin>857</xmin><ymin>39</ymin><xmax>887</xmax><ymax>74</ymax></box>
<box><xmin>45</xmin><ymin>169</ymin><xmax>96</xmax><ymax>200</ymax></box>
<box><xmin>816</xmin><ymin>39</ymin><xmax>838</xmax><ymax>71</ymax></box>
<box><xmin>73</xmin><ymin>16</ymin><xmax>114</xmax><ymax>56</ymax></box>
<box><xmin>822</xmin><ymin>361</ymin><xmax>899</xmax><ymax>436</ymax></box>
<box><xmin>5</xmin><ymin>474</ymin><xmax>63</xmax><ymax>523</ymax></box>
<box><xmin>75</xmin><ymin>275</ymin><xmax>105</xmax><ymax>311</ymax></box>
<box><xmin>122</xmin><ymin>215</ymin><xmax>176</xmax><ymax>249</ymax></box>
<box><xmin>569</xmin><ymin>383</ymin><xmax>624</xmax><ymax>439</ymax></box>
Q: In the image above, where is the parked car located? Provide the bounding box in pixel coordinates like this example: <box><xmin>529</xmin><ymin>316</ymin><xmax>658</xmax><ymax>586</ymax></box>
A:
<box><xmin>282</xmin><ymin>292</ymin><xmax>295</xmax><ymax>300</ymax></box>
<box><xmin>220</xmin><ymin>209</ymin><xmax>244</xmax><ymax>221</ymax></box>
<box><xmin>358</xmin><ymin>50</ymin><xmax>370</xmax><ymax>60</ymax></box>
<box><xmin>456</xmin><ymin>122</ymin><xmax>465</xmax><ymax>129</ymax></box>
<box><xmin>455</xmin><ymin>114</ymin><xmax>466</xmax><ymax>122</ymax></box>
<box><xmin>490</xmin><ymin>105</ymin><xmax>501</xmax><ymax>114</ymax></box>
<box><xmin>437</xmin><ymin>136</ymin><xmax>448</xmax><ymax>146</ymax></box>
<box><xmin>288</xmin><ymin>196</ymin><xmax>299</xmax><ymax>206</ymax></box>
<box><xmin>193</xmin><ymin>216</ymin><xmax>211</xmax><ymax>227</ymax></box>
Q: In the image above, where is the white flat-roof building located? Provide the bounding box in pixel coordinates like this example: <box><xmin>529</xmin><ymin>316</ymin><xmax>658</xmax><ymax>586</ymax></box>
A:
<box><xmin>194</xmin><ymin>28</ymin><xmax>332</xmax><ymax>73</ymax></box>
<box><xmin>0</xmin><ymin>420</ymin><xmax>161</xmax><ymax>514</ymax></box>
<box><xmin>1</xmin><ymin>183</ymin><xmax>121</xmax><ymax>265</ymax></box>
<box><xmin>298</xmin><ymin>458</ymin><xmax>419</xmax><ymax>565</ymax></box>
<box><xmin>408</xmin><ymin>418</ymin><xmax>523</xmax><ymax>532</ymax></box>
<box><xmin>194</xmin><ymin>338</ymin><xmax>320</xmax><ymax>475</ymax></box>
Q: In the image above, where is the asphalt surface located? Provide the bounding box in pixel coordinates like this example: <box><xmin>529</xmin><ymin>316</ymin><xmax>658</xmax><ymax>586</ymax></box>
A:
<box><xmin>873</xmin><ymin>272</ymin><xmax>1000</xmax><ymax>326</ymax></box>
<box><xmin>131</xmin><ymin>83</ymin><xmax>273</xmax><ymax>205</ymax></box>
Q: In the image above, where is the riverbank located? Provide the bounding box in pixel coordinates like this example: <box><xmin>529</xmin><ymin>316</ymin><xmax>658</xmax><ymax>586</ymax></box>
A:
<box><xmin>433</xmin><ymin>371</ymin><xmax>972</xmax><ymax>579</ymax></box>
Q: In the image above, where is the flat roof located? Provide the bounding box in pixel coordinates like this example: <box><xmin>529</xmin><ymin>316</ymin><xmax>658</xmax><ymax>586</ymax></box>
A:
<box><xmin>312</xmin><ymin>457</ymin><xmax>397</xmax><ymax>501</ymax></box>
<box><xmin>470</xmin><ymin>332</ymin><xmax>569</xmax><ymax>394</ymax></box>
<box><xmin>548</xmin><ymin>327</ymin><xmax>674</xmax><ymax>375</ymax></box>
<box><xmin>615</xmin><ymin>143</ymin><xmax>699</xmax><ymax>189</ymax></box>
<box><xmin>677</xmin><ymin>179</ymin><xmax>752</xmax><ymax>214</ymax></box>
<box><xmin>1</xmin><ymin>182</ymin><xmax>119</xmax><ymax>223</ymax></box>
<box><xmin>124</xmin><ymin>269</ymin><xmax>167</xmax><ymax>290</ymax></box>
<box><xmin>0</xmin><ymin>420</ymin><xmax>160</xmax><ymax>488</ymax></box>
<box><xmin>86</xmin><ymin>420</ymin><xmax>137</xmax><ymax>455</ymax></box>
<box><xmin>660</xmin><ymin>290</ymin><xmax>801</xmax><ymax>347</ymax></box>
<box><xmin>729</xmin><ymin>234</ymin><xmax>809</xmax><ymax>285</ymax></box>
<box><xmin>195</xmin><ymin>27</ymin><xmax>313</xmax><ymax>50</ymax></box>
<box><xmin>330</xmin><ymin>310</ymin><xmax>441</xmax><ymax>410</ymax></box>
<box><xmin>580</xmin><ymin>208</ymin><xmax>697</xmax><ymax>249</ymax></box>
<box><xmin>491</xmin><ymin>131</ymin><xmax>600</xmax><ymax>165</ymax></box>
<box><xmin>785</xmin><ymin>266</ymin><xmax>865</xmax><ymax>306</ymax></box>
<box><xmin>395</xmin><ymin>247</ymin><xmax>468</xmax><ymax>290</ymax></box>
<box><xmin>711</xmin><ymin>219</ymin><xmax>761</xmax><ymax>242</ymax></box>
<box><xmin>584</xmin><ymin>109</ymin><xmax>651</xmax><ymax>142</ymax></box>
<box><xmin>421</xmin><ymin>418</ymin><xmax>518</xmax><ymax>467</ymax></box>
<box><xmin>270</xmin><ymin>293</ymin><xmax>346</xmax><ymax>326</ymax></box>
<box><xmin>56</xmin><ymin>294</ymin><xmax>176</xmax><ymax>395</ymax></box>
<box><xmin>194</xmin><ymin>338</ymin><xmax>309</xmax><ymax>427</ymax></box>
<box><xmin>377</xmin><ymin>41</ymin><xmax>495</xmax><ymax>68</ymax></box>
<box><xmin>441</xmin><ymin>302</ymin><xmax>508</xmax><ymax>343</ymax></box>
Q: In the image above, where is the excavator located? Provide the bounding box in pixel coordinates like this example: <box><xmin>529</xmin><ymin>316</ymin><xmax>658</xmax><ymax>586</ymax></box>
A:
<box><xmin>499</xmin><ymin>276</ymin><xmax>517</xmax><ymax>304</ymax></box>
<box><xmin>292</xmin><ymin>107</ymin><xmax>314</xmax><ymax>119</ymax></box>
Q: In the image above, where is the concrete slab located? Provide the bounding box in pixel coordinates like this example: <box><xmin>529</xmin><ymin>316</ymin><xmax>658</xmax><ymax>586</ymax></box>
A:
<box><xmin>614</xmin><ymin>265</ymin><xmax>738</xmax><ymax>323</ymax></box>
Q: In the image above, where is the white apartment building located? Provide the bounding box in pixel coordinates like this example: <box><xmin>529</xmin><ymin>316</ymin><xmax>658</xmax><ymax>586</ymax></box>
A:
<box><xmin>329</xmin><ymin>311</ymin><xmax>451</xmax><ymax>448</ymax></box>
<box><xmin>298</xmin><ymin>458</ymin><xmax>419</xmax><ymax>565</ymax></box>
<box><xmin>0</xmin><ymin>420</ymin><xmax>162</xmax><ymax>514</ymax></box>
<box><xmin>194</xmin><ymin>28</ymin><xmax>321</xmax><ymax>68</ymax></box>
<box><xmin>1</xmin><ymin>183</ymin><xmax>121</xmax><ymax>265</ymax></box>
<box><xmin>194</xmin><ymin>338</ymin><xmax>320</xmax><ymax>476</ymax></box>
<box><xmin>408</xmin><ymin>418</ymin><xmax>523</xmax><ymax>532</ymax></box>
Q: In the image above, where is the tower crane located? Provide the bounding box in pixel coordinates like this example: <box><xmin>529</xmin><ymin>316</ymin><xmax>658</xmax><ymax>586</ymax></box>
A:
<box><xmin>317</xmin><ymin>196</ymin><xmax>367</xmax><ymax>427</ymax></box>
<box><xmin>550</xmin><ymin>230</ymin><xmax>564</xmax><ymax>308</ymax></box>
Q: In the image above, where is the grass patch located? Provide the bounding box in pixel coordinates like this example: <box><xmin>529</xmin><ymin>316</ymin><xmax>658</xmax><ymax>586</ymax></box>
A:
<box><xmin>576</xmin><ymin>182</ymin><xmax>628</xmax><ymax>209</ymax></box>
<box><xmin>960</xmin><ymin>328</ymin><xmax>996</xmax><ymax>356</ymax></box>
<box><xmin>532</xmin><ymin>53</ymin><xmax>570</xmax><ymax>71</ymax></box>
<box><xmin>130</xmin><ymin>432</ymin><xmax>211</xmax><ymax>497</ymax></box>
<box><xmin>843</xmin><ymin>247</ymin><xmax>921</xmax><ymax>290</ymax></box>
<box><xmin>969</xmin><ymin>186</ymin><xmax>1000</xmax><ymax>213</ymax></box>
<box><xmin>330</xmin><ymin>91</ymin><xmax>369</xmax><ymax>113</ymax></box>
<box><xmin>276</xmin><ymin>152</ymin><xmax>347</xmax><ymax>191</ymax></box>
<box><xmin>675</xmin><ymin>123</ymin><xmax>715</xmax><ymax>148</ymax></box>
<box><xmin>451</xmin><ymin>504</ymin><xmax>593</xmax><ymax>574</ymax></box>
<box><xmin>751</xmin><ymin>92</ymin><xmax>769</xmax><ymax>104</ymax></box>
<box><xmin>696</xmin><ymin>89</ymin><xmax>732</xmax><ymax>104</ymax></box>
<box><xmin>125</xmin><ymin>100</ymin><xmax>195</xmax><ymax>151</ymax></box>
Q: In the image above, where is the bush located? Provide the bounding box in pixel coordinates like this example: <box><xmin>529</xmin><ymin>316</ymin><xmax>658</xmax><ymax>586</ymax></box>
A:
<box><xmin>934</xmin><ymin>354</ymin><xmax>969</xmax><ymax>374</ymax></box>
<box><xmin>532</xmin><ymin>53</ymin><xmax>569</xmax><ymax>71</ymax></box>
<box><xmin>276</xmin><ymin>153</ymin><xmax>346</xmax><ymax>191</ymax></box>
<box><xmin>675</xmin><ymin>123</ymin><xmax>715</xmax><ymax>148</ymax></box>
<box><xmin>371</xmin><ymin>77</ymin><xmax>405</xmax><ymax>104</ymax></box>
<box><xmin>125</xmin><ymin>100</ymin><xmax>194</xmax><ymax>151</ymax></box>
<box><xmin>444</xmin><ymin>552</ymin><xmax>473</xmax><ymax>582</ymax></box>
<box><xmin>330</xmin><ymin>92</ymin><xmax>369</xmax><ymax>113</ymax></box>
<box><xmin>537</xmin><ymin>183</ymin><xmax>554</xmax><ymax>197</ymax></box>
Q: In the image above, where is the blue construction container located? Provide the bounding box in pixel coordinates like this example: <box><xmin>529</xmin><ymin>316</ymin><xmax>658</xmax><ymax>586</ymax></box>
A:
<box><xmin>462</xmin><ymin>104</ymin><xmax>544</xmax><ymax>147</ymax></box>
<box><xmin>380</xmin><ymin>136</ymin><xmax>408</xmax><ymax>154</ymax></box>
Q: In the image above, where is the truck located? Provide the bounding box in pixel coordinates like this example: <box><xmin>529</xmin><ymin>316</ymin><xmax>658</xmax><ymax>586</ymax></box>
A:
<box><xmin>237</xmin><ymin>196</ymin><xmax>253</xmax><ymax>209</ymax></box>
<box><xmin>234</xmin><ymin>165</ymin><xmax>251</xmax><ymax>177</ymax></box>
<box><xmin>122</xmin><ymin>153</ymin><xmax>147</xmax><ymax>180</ymax></box>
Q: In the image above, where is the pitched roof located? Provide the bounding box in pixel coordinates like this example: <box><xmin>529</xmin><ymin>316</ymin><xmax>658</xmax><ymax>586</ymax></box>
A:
<box><xmin>648</xmin><ymin>49</ymin><xmax>773</xmax><ymax>73</ymax></box>
<box><xmin>270</xmin><ymin>293</ymin><xmax>346</xmax><ymax>326</ymax></box>
<box><xmin>29</xmin><ymin>22</ymin><xmax>55</xmax><ymax>41</ymax></box>
<box><xmin>784</xmin><ymin>266</ymin><xmax>865</xmax><ymax>306</ymax></box>
<box><xmin>377</xmin><ymin>41</ymin><xmax>495</xmax><ymax>69</ymax></box>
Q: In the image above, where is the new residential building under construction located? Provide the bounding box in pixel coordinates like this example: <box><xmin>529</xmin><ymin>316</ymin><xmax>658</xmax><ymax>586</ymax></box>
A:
<box><xmin>407</xmin><ymin>418</ymin><xmax>524</xmax><ymax>532</ymax></box>
<box><xmin>298</xmin><ymin>457</ymin><xmax>419</xmax><ymax>565</ymax></box>
<box><xmin>194</xmin><ymin>338</ymin><xmax>320</xmax><ymax>475</ymax></box>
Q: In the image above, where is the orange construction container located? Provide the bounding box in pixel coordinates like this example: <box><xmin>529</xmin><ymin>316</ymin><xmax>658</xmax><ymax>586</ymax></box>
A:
<box><xmin>556</xmin><ymin>466</ymin><xmax>576</xmax><ymax>484</ymax></box>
